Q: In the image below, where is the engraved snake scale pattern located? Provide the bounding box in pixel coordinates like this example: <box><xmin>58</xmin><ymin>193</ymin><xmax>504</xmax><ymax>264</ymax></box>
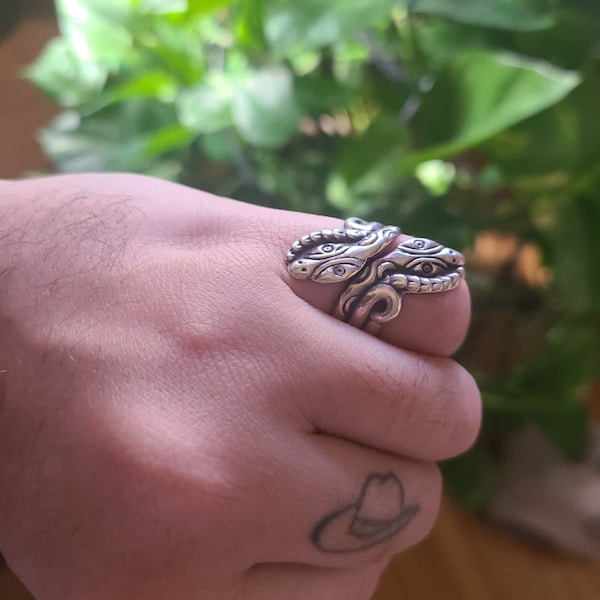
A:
<box><xmin>287</xmin><ymin>218</ymin><xmax>466</xmax><ymax>333</ymax></box>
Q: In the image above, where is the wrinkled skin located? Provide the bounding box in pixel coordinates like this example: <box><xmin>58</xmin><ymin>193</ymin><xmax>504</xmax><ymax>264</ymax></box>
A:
<box><xmin>0</xmin><ymin>174</ymin><xmax>480</xmax><ymax>600</ymax></box>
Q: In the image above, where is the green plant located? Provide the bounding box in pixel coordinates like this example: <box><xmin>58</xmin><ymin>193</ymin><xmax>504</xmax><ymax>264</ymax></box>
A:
<box><xmin>28</xmin><ymin>0</ymin><xmax>600</xmax><ymax>508</ymax></box>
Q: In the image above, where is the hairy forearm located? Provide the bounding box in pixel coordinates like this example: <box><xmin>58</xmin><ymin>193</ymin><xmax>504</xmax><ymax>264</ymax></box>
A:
<box><xmin>0</xmin><ymin>181</ymin><xmax>26</xmax><ymax>555</ymax></box>
<box><xmin>0</xmin><ymin>178</ymin><xmax>137</xmax><ymax>551</ymax></box>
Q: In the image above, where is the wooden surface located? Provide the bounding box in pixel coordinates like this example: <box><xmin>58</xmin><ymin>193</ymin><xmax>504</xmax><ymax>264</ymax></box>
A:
<box><xmin>2</xmin><ymin>15</ymin><xmax>600</xmax><ymax>600</ymax></box>
<box><xmin>375</xmin><ymin>499</ymin><xmax>600</xmax><ymax>600</ymax></box>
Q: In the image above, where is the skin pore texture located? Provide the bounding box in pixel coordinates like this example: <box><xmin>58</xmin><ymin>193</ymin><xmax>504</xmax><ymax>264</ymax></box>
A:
<box><xmin>0</xmin><ymin>174</ymin><xmax>480</xmax><ymax>600</ymax></box>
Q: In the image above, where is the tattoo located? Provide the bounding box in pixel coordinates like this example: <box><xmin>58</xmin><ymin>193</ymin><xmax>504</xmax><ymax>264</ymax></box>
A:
<box><xmin>311</xmin><ymin>472</ymin><xmax>420</xmax><ymax>554</ymax></box>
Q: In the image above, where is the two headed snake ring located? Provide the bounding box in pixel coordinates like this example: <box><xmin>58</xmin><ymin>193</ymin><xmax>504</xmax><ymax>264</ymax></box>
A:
<box><xmin>286</xmin><ymin>218</ymin><xmax>466</xmax><ymax>335</ymax></box>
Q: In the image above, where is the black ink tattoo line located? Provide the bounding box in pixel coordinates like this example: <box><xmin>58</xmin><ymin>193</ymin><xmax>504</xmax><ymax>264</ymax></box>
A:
<box><xmin>311</xmin><ymin>472</ymin><xmax>420</xmax><ymax>554</ymax></box>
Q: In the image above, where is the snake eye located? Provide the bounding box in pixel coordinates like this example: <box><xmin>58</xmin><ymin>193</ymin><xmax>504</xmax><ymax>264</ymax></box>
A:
<box><xmin>414</xmin><ymin>240</ymin><xmax>426</xmax><ymax>249</ymax></box>
<box><xmin>321</xmin><ymin>244</ymin><xmax>335</xmax><ymax>252</ymax></box>
<box><xmin>333</xmin><ymin>265</ymin><xmax>346</xmax><ymax>277</ymax></box>
<box><xmin>409</xmin><ymin>260</ymin><xmax>445</xmax><ymax>276</ymax></box>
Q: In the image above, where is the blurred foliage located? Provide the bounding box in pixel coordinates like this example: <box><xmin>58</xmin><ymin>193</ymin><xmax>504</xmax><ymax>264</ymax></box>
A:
<box><xmin>28</xmin><ymin>0</ymin><xmax>600</xmax><ymax>508</ymax></box>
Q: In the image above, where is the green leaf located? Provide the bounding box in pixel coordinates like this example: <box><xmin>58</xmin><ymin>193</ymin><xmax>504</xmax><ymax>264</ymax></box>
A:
<box><xmin>415</xmin><ymin>159</ymin><xmax>456</xmax><ymax>196</ymax></box>
<box><xmin>294</xmin><ymin>74</ymin><xmax>356</xmax><ymax>116</ymax></box>
<box><xmin>232</xmin><ymin>67</ymin><xmax>301</xmax><ymax>148</ymax></box>
<box><xmin>483</xmin><ymin>75</ymin><xmax>600</xmax><ymax>177</ymax></box>
<box><xmin>405</xmin><ymin>52</ymin><xmax>580</xmax><ymax>167</ymax></box>
<box><xmin>26</xmin><ymin>37</ymin><xmax>108</xmax><ymax>107</ymax></box>
<box><xmin>109</xmin><ymin>71</ymin><xmax>177</xmax><ymax>103</ymax></box>
<box><xmin>138</xmin><ymin>0</ymin><xmax>188</xmax><ymax>14</ymax></box>
<box><xmin>137</xmin><ymin>19</ymin><xmax>205</xmax><ymax>85</ymax></box>
<box><xmin>199</xmin><ymin>130</ymin><xmax>239</xmax><ymax>161</ymax></box>
<box><xmin>265</xmin><ymin>0</ymin><xmax>399</xmax><ymax>55</ymax></box>
<box><xmin>187</xmin><ymin>0</ymin><xmax>232</xmax><ymax>16</ymax></box>
<box><xmin>337</xmin><ymin>113</ymin><xmax>408</xmax><ymax>184</ymax></box>
<box><xmin>481</xmin><ymin>320</ymin><xmax>595</xmax><ymax>461</ymax></box>
<box><xmin>176</xmin><ymin>76</ymin><xmax>235</xmax><ymax>133</ymax></box>
<box><xmin>413</xmin><ymin>17</ymin><xmax>499</xmax><ymax>71</ymax></box>
<box><xmin>571</xmin><ymin>0</ymin><xmax>600</xmax><ymax>19</ymax></box>
<box><xmin>411</xmin><ymin>0</ymin><xmax>558</xmax><ymax>32</ymax></box>
<box><xmin>512</xmin><ymin>9</ymin><xmax>600</xmax><ymax>70</ymax></box>
<box><xmin>40</xmin><ymin>111</ymin><xmax>143</xmax><ymax>172</ymax></box>
<box><xmin>41</xmin><ymin>100</ymin><xmax>183</xmax><ymax>173</ymax></box>
<box><xmin>234</xmin><ymin>0</ymin><xmax>267</xmax><ymax>50</ymax></box>
<box><xmin>143</xmin><ymin>124</ymin><xmax>194</xmax><ymax>156</ymax></box>
<box><xmin>552</xmin><ymin>195</ymin><xmax>600</xmax><ymax>314</ymax></box>
<box><xmin>55</xmin><ymin>0</ymin><xmax>133</xmax><ymax>66</ymax></box>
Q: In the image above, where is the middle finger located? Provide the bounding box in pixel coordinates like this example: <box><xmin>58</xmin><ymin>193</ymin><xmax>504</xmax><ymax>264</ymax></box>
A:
<box><xmin>288</xmin><ymin>314</ymin><xmax>481</xmax><ymax>462</ymax></box>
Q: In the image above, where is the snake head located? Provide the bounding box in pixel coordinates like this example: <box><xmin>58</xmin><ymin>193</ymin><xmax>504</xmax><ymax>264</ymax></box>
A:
<box><xmin>386</xmin><ymin>238</ymin><xmax>465</xmax><ymax>278</ymax></box>
<box><xmin>287</xmin><ymin>225</ymin><xmax>400</xmax><ymax>283</ymax></box>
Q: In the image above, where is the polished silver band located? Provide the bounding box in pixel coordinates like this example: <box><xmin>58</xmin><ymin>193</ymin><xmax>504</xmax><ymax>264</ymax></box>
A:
<box><xmin>287</xmin><ymin>217</ymin><xmax>466</xmax><ymax>334</ymax></box>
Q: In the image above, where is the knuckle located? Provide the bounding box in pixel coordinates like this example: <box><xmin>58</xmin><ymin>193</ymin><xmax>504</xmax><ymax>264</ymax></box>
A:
<box><xmin>438</xmin><ymin>284</ymin><xmax>472</xmax><ymax>355</ymax></box>
<box><xmin>403</xmin><ymin>359</ymin><xmax>481</xmax><ymax>460</ymax></box>
<box><xmin>422</xmin><ymin>361</ymin><xmax>482</xmax><ymax>459</ymax></box>
<box><xmin>449</xmin><ymin>365</ymin><xmax>482</xmax><ymax>455</ymax></box>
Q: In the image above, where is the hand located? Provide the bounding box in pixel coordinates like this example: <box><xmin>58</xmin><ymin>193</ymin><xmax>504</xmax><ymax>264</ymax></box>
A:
<box><xmin>0</xmin><ymin>174</ymin><xmax>480</xmax><ymax>600</ymax></box>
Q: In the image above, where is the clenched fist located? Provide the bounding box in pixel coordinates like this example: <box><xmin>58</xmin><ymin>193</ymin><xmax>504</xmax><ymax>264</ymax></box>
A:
<box><xmin>0</xmin><ymin>174</ymin><xmax>480</xmax><ymax>600</ymax></box>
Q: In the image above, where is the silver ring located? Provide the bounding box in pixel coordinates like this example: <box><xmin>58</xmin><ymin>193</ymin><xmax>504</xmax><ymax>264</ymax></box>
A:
<box><xmin>286</xmin><ymin>217</ymin><xmax>466</xmax><ymax>334</ymax></box>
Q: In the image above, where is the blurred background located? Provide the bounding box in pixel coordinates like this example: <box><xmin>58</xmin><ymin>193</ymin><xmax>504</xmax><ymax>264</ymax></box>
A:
<box><xmin>1</xmin><ymin>1</ymin><xmax>600</xmax><ymax>598</ymax></box>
